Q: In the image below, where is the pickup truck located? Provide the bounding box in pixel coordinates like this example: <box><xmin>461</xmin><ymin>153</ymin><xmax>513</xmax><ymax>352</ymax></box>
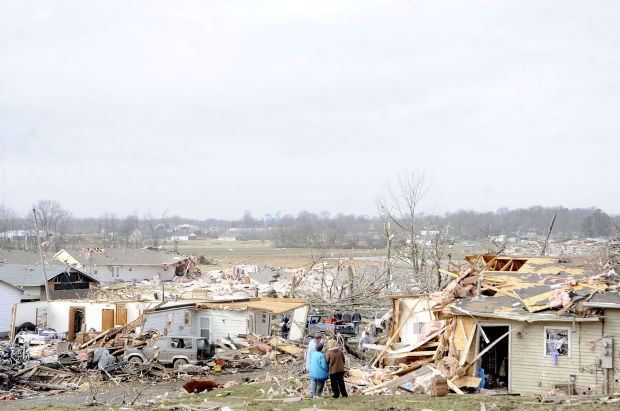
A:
<box><xmin>306</xmin><ymin>315</ymin><xmax>356</xmax><ymax>338</ymax></box>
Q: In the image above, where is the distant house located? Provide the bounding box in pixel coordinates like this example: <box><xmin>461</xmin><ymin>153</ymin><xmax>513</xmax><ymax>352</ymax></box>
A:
<box><xmin>217</xmin><ymin>229</ymin><xmax>246</xmax><ymax>241</ymax></box>
<box><xmin>54</xmin><ymin>248</ymin><xmax>189</xmax><ymax>282</ymax></box>
<box><xmin>171</xmin><ymin>232</ymin><xmax>197</xmax><ymax>241</ymax></box>
<box><xmin>0</xmin><ymin>249</ymin><xmax>100</xmax><ymax>301</ymax></box>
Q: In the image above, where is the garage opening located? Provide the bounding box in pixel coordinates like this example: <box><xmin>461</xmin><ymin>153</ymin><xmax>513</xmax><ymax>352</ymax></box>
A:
<box><xmin>478</xmin><ymin>325</ymin><xmax>509</xmax><ymax>390</ymax></box>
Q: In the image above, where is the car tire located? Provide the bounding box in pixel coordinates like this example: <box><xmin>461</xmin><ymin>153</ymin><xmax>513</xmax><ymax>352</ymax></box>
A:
<box><xmin>128</xmin><ymin>356</ymin><xmax>142</xmax><ymax>364</ymax></box>
<box><xmin>173</xmin><ymin>358</ymin><xmax>188</xmax><ymax>369</ymax></box>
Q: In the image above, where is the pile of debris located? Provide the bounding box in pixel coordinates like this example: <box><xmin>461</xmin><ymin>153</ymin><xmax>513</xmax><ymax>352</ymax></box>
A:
<box><xmin>0</xmin><ymin>324</ymin><xmax>172</xmax><ymax>401</ymax></box>
<box><xmin>212</xmin><ymin>334</ymin><xmax>305</xmax><ymax>371</ymax></box>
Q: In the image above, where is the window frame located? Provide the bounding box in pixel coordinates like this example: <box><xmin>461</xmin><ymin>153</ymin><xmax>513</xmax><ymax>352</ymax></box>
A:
<box><xmin>199</xmin><ymin>317</ymin><xmax>211</xmax><ymax>340</ymax></box>
<box><xmin>543</xmin><ymin>326</ymin><xmax>571</xmax><ymax>358</ymax></box>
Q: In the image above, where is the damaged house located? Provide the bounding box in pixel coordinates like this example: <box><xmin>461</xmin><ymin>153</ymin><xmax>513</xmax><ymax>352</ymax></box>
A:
<box><xmin>366</xmin><ymin>254</ymin><xmax>620</xmax><ymax>396</ymax></box>
<box><xmin>142</xmin><ymin>297</ymin><xmax>309</xmax><ymax>344</ymax></box>
<box><xmin>11</xmin><ymin>300</ymin><xmax>160</xmax><ymax>341</ymax></box>
<box><xmin>0</xmin><ymin>248</ymin><xmax>100</xmax><ymax>301</ymax></box>
<box><xmin>53</xmin><ymin>248</ymin><xmax>190</xmax><ymax>282</ymax></box>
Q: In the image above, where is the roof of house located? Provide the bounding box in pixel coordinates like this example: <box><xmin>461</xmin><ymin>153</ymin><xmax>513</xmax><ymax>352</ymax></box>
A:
<box><xmin>55</xmin><ymin>248</ymin><xmax>188</xmax><ymax>267</ymax></box>
<box><xmin>0</xmin><ymin>249</ymin><xmax>54</xmax><ymax>265</ymax></box>
<box><xmin>0</xmin><ymin>264</ymin><xmax>99</xmax><ymax>287</ymax></box>
<box><xmin>391</xmin><ymin>254</ymin><xmax>617</xmax><ymax>321</ymax></box>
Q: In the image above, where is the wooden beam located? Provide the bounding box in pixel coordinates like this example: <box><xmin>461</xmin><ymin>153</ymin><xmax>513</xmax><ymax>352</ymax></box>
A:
<box><xmin>372</xmin><ymin>304</ymin><xmax>417</xmax><ymax>367</ymax></box>
<box><xmin>465</xmin><ymin>329</ymin><xmax>510</xmax><ymax>370</ymax></box>
<box><xmin>362</xmin><ymin>365</ymin><xmax>431</xmax><ymax>393</ymax></box>
<box><xmin>439</xmin><ymin>268</ymin><xmax>459</xmax><ymax>278</ymax></box>
<box><xmin>459</xmin><ymin>323</ymin><xmax>477</xmax><ymax>366</ymax></box>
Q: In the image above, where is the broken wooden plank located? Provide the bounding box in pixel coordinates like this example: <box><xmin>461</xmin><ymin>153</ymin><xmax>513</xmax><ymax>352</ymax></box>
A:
<box><xmin>459</xmin><ymin>323</ymin><xmax>477</xmax><ymax>366</ymax></box>
<box><xmin>392</xmin><ymin>357</ymin><xmax>435</xmax><ymax>376</ymax></box>
<box><xmin>386</xmin><ymin>351</ymin><xmax>436</xmax><ymax>358</ymax></box>
<box><xmin>362</xmin><ymin>365</ymin><xmax>432</xmax><ymax>393</ymax></box>
<box><xmin>372</xmin><ymin>305</ymin><xmax>418</xmax><ymax>367</ymax></box>
<box><xmin>465</xmin><ymin>329</ymin><xmax>510</xmax><ymax>370</ymax></box>
<box><xmin>451</xmin><ymin>375</ymin><xmax>482</xmax><ymax>388</ymax></box>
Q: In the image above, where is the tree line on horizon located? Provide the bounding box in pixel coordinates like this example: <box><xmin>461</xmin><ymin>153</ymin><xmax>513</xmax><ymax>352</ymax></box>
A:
<box><xmin>0</xmin><ymin>200</ymin><xmax>616</xmax><ymax>251</ymax></box>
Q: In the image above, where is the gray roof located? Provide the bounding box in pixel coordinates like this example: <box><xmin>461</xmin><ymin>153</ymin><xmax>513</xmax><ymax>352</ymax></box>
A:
<box><xmin>56</xmin><ymin>248</ymin><xmax>188</xmax><ymax>266</ymax></box>
<box><xmin>583</xmin><ymin>291</ymin><xmax>620</xmax><ymax>308</ymax></box>
<box><xmin>0</xmin><ymin>249</ymin><xmax>54</xmax><ymax>265</ymax></box>
<box><xmin>0</xmin><ymin>263</ymin><xmax>99</xmax><ymax>287</ymax></box>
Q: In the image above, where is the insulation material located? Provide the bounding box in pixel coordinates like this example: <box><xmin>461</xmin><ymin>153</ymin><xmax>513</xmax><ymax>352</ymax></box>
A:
<box><xmin>548</xmin><ymin>289</ymin><xmax>571</xmax><ymax>308</ymax></box>
<box><xmin>436</xmin><ymin>356</ymin><xmax>459</xmax><ymax>378</ymax></box>
<box><xmin>418</xmin><ymin>321</ymin><xmax>442</xmax><ymax>342</ymax></box>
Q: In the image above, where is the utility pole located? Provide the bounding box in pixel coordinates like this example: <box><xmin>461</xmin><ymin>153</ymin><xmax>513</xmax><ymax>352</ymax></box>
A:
<box><xmin>541</xmin><ymin>213</ymin><xmax>557</xmax><ymax>256</ymax></box>
<box><xmin>32</xmin><ymin>208</ymin><xmax>50</xmax><ymax>300</ymax></box>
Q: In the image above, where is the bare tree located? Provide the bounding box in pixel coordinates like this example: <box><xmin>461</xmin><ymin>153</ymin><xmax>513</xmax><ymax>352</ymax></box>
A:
<box><xmin>145</xmin><ymin>210</ymin><xmax>168</xmax><ymax>247</ymax></box>
<box><xmin>32</xmin><ymin>200</ymin><xmax>72</xmax><ymax>249</ymax></box>
<box><xmin>378</xmin><ymin>170</ymin><xmax>427</xmax><ymax>273</ymax></box>
<box><xmin>0</xmin><ymin>206</ymin><xmax>18</xmax><ymax>249</ymax></box>
<box><xmin>119</xmin><ymin>214</ymin><xmax>141</xmax><ymax>248</ymax></box>
<box><xmin>99</xmin><ymin>212</ymin><xmax>119</xmax><ymax>247</ymax></box>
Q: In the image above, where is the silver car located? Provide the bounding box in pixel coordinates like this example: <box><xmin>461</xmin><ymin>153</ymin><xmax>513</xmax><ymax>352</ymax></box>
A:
<box><xmin>123</xmin><ymin>336</ymin><xmax>213</xmax><ymax>369</ymax></box>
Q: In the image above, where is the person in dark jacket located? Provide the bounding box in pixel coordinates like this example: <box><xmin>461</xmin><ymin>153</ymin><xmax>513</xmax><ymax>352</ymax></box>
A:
<box><xmin>352</xmin><ymin>310</ymin><xmax>362</xmax><ymax>334</ymax></box>
<box><xmin>342</xmin><ymin>310</ymin><xmax>351</xmax><ymax>323</ymax></box>
<box><xmin>325</xmin><ymin>339</ymin><xmax>348</xmax><ymax>398</ymax></box>
<box><xmin>280</xmin><ymin>315</ymin><xmax>289</xmax><ymax>338</ymax></box>
<box><xmin>308</xmin><ymin>343</ymin><xmax>328</xmax><ymax>398</ymax></box>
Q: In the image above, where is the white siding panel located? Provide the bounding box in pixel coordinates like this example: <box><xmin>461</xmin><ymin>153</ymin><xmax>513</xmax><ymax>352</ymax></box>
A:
<box><xmin>143</xmin><ymin>309</ymin><xmax>194</xmax><ymax>336</ymax></box>
<box><xmin>211</xmin><ymin>312</ymin><xmax>249</xmax><ymax>342</ymax></box>
<box><xmin>0</xmin><ymin>284</ymin><xmax>22</xmax><ymax>334</ymax></box>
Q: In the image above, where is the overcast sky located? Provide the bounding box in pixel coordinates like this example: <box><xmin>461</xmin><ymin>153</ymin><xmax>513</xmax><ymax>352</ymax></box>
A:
<box><xmin>1</xmin><ymin>1</ymin><xmax>618</xmax><ymax>219</ymax></box>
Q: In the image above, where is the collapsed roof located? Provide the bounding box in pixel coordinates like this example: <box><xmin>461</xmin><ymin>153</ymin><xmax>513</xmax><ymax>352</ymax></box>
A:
<box><xmin>431</xmin><ymin>254</ymin><xmax>619</xmax><ymax>321</ymax></box>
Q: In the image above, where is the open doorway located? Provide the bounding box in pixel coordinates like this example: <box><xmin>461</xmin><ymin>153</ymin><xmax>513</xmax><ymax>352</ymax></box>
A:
<box><xmin>478</xmin><ymin>325</ymin><xmax>509</xmax><ymax>390</ymax></box>
<box><xmin>68</xmin><ymin>307</ymin><xmax>85</xmax><ymax>341</ymax></box>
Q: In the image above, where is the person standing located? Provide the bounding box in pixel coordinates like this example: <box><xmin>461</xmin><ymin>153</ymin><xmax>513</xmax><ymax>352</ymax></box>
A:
<box><xmin>306</xmin><ymin>335</ymin><xmax>320</xmax><ymax>370</ymax></box>
<box><xmin>342</xmin><ymin>309</ymin><xmax>351</xmax><ymax>323</ymax></box>
<box><xmin>306</xmin><ymin>335</ymin><xmax>320</xmax><ymax>397</ymax></box>
<box><xmin>325</xmin><ymin>340</ymin><xmax>348</xmax><ymax>398</ymax></box>
<box><xmin>309</xmin><ymin>343</ymin><xmax>328</xmax><ymax>398</ymax></box>
<box><xmin>352</xmin><ymin>309</ymin><xmax>361</xmax><ymax>334</ymax></box>
<box><xmin>280</xmin><ymin>315</ymin><xmax>289</xmax><ymax>338</ymax></box>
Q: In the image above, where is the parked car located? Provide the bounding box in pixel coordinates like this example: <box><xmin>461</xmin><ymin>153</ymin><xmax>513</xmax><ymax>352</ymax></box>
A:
<box><xmin>306</xmin><ymin>315</ymin><xmax>356</xmax><ymax>338</ymax></box>
<box><xmin>14</xmin><ymin>329</ymin><xmax>60</xmax><ymax>345</ymax></box>
<box><xmin>123</xmin><ymin>336</ymin><xmax>214</xmax><ymax>369</ymax></box>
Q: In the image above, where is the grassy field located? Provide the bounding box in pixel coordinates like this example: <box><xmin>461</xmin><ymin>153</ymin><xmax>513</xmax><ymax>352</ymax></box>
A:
<box><xmin>161</xmin><ymin>240</ymin><xmax>387</xmax><ymax>268</ymax></box>
<box><xmin>154</xmin><ymin>382</ymin><xmax>620</xmax><ymax>410</ymax></box>
<box><xmin>160</xmin><ymin>239</ymin><xmax>489</xmax><ymax>269</ymax></box>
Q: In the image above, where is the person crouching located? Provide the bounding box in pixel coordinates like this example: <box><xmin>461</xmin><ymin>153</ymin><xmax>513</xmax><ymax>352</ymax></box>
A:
<box><xmin>309</xmin><ymin>343</ymin><xmax>328</xmax><ymax>398</ymax></box>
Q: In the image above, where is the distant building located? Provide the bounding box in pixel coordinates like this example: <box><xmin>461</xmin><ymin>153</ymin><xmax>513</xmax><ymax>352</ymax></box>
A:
<box><xmin>54</xmin><ymin>248</ymin><xmax>189</xmax><ymax>282</ymax></box>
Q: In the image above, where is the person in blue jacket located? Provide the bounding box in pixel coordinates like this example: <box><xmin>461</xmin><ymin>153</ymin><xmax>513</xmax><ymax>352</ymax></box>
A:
<box><xmin>308</xmin><ymin>343</ymin><xmax>329</xmax><ymax>398</ymax></box>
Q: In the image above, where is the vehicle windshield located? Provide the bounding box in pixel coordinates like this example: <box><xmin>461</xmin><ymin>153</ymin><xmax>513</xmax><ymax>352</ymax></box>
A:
<box><xmin>375</xmin><ymin>311</ymin><xmax>387</xmax><ymax>319</ymax></box>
